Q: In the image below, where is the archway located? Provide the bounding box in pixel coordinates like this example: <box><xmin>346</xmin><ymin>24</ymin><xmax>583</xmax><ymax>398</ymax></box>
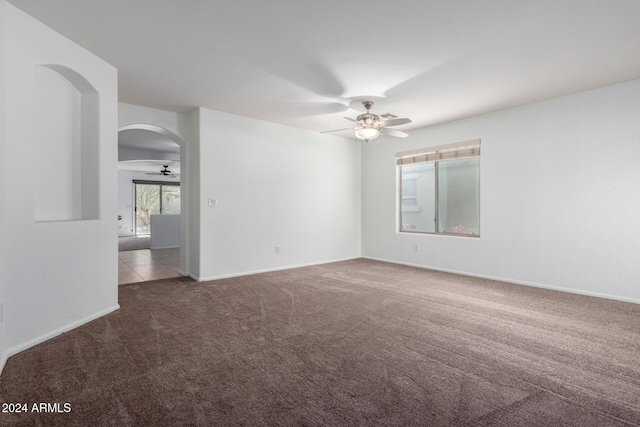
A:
<box><xmin>117</xmin><ymin>124</ymin><xmax>190</xmax><ymax>278</ymax></box>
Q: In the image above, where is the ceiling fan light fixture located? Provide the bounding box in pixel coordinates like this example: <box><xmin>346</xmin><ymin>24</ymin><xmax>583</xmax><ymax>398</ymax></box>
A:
<box><xmin>322</xmin><ymin>100</ymin><xmax>410</xmax><ymax>141</ymax></box>
<box><xmin>355</xmin><ymin>126</ymin><xmax>380</xmax><ymax>141</ymax></box>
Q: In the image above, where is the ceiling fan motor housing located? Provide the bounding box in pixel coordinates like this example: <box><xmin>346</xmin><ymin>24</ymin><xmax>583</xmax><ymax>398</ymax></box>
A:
<box><xmin>357</xmin><ymin>101</ymin><xmax>381</xmax><ymax>126</ymax></box>
<box><xmin>321</xmin><ymin>99</ymin><xmax>410</xmax><ymax>140</ymax></box>
<box><xmin>356</xmin><ymin>113</ymin><xmax>380</xmax><ymax>126</ymax></box>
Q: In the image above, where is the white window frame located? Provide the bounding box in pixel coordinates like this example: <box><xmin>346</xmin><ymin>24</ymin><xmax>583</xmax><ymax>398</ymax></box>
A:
<box><xmin>397</xmin><ymin>139</ymin><xmax>480</xmax><ymax>237</ymax></box>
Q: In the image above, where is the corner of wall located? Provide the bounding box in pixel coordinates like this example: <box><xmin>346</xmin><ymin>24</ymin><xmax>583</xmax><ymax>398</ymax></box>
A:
<box><xmin>2</xmin><ymin>304</ymin><xmax>120</xmax><ymax>374</ymax></box>
<box><xmin>187</xmin><ymin>108</ymin><xmax>201</xmax><ymax>278</ymax></box>
<box><xmin>0</xmin><ymin>0</ymin><xmax>8</xmax><ymax>376</ymax></box>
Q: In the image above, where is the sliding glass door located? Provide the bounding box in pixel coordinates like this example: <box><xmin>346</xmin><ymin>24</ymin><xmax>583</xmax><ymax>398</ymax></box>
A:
<box><xmin>161</xmin><ymin>184</ymin><xmax>181</xmax><ymax>214</ymax></box>
<box><xmin>134</xmin><ymin>181</ymin><xmax>180</xmax><ymax>235</ymax></box>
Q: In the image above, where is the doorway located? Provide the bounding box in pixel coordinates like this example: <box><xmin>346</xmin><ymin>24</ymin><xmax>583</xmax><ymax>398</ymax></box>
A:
<box><xmin>117</xmin><ymin>123</ymin><xmax>189</xmax><ymax>284</ymax></box>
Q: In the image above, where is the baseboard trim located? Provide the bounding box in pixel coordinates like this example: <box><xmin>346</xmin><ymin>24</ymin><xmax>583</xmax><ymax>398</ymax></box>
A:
<box><xmin>0</xmin><ymin>304</ymin><xmax>120</xmax><ymax>376</ymax></box>
<box><xmin>362</xmin><ymin>256</ymin><xmax>640</xmax><ymax>305</ymax></box>
<box><xmin>195</xmin><ymin>257</ymin><xmax>361</xmax><ymax>282</ymax></box>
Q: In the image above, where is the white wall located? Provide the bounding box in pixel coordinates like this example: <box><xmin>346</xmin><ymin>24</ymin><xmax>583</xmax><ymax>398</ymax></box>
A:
<box><xmin>196</xmin><ymin>107</ymin><xmax>361</xmax><ymax>280</ymax></box>
<box><xmin>118</xmin><ymin>171</ymin><xmax>136</xmax><ymax>236</ymax></box>
<box><xmin>0</xmin><ymin>0</ymin><xmax>8</xmax><ymax>372</ymax></box>
<box><xmin>2</xmin><ymin>2</ymin><xmax>118</xmax><ymax>368</ymax></box>
<box><xmin>33</xmin><ymin>66</ymin><xmax>82</xmax><ymax>221</ymax></box>
<box><xmin>188</xmin><ymin>109</ymin><xmax>201</xmax><ymax>277</ymax></box>
<box><xmin>119</xmin><ymin>147</ymin><xmax>179</xmax><ymax>162</ymax></box>
<box><xmin>362</xmin><ymin>78</ymin><xmax>640</xmax><ymax>303</ymax></box>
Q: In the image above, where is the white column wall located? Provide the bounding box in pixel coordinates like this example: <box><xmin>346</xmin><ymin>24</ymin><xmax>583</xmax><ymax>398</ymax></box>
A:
<box><xmin>187</xmin><ymin>109</ymin><xmax>201</xmax><ymax>278</ymax></box>
<box><xmin>196</xmin><ymin>108</ymin><xmax>361</xmax><ymax>280</ymax></box>
<box><xmin>2</xmin><ymin>3</ymin><xmax>118</xmax><ymax>366</ymax></box>
<box><xmin>0</xmin><ymin>0</ymin><xmax>8</xmax><ymax>373</ymax></box>
<box><xmin>362</xmin><ymin>78</ymin><xmax>640</xmax><ymax>303</ymax></box>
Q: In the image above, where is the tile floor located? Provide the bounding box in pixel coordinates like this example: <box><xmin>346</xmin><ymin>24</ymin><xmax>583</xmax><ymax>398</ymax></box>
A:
<box><xmin>118</xmin><ymin>248</ymin><xmax>181</xmax><ymax>285</ymax></box>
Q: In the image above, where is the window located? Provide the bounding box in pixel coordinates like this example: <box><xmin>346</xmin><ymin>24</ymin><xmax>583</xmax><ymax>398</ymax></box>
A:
<box><xmin>397</xmin><ymin>140</ymin><xmax>480</xmax><ymax>236</ymax></box>
<box><xmin>133</xmin><ymin>181</ymin><xmax>181</xmax><ymax>235</ymax></box>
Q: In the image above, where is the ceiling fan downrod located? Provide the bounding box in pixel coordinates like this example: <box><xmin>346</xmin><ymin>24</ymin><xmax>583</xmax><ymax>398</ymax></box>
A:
<box><xmin>357</xmin><ymin>101</ymin><xmax>380</xmax><ymax>127</ymax></box>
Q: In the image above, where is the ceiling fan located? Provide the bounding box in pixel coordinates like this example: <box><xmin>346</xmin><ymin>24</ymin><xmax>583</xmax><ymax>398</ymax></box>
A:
<box><xmin>146</xmin><ymin>165</ymin><xmax>177</xmax><ymax>178</ymax></box>
<box><xmin>322</xmin><ymin>101</ymin><xmax>412</xmax><ymax>141</ymax></box>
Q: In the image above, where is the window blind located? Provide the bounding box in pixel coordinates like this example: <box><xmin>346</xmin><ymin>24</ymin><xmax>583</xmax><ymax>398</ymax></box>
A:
<box><xmin>133</xmin><ymin>180</ymin><xmax>180</xmax><ymax>185</ymax></box>
<box><xmin>396</xmin><ymin>139</ymin><xmax>480</xmax><ymax>165</ymax></box>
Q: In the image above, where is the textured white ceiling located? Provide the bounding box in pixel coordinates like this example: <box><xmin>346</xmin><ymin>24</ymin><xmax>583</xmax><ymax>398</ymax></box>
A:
<box><xmin>9</xmin><ymin>0</ymin><xmax>640</xmax><ymax>138</ymax></box>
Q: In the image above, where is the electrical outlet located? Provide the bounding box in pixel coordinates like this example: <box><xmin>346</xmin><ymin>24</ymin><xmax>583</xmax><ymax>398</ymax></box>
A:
<box><xmin>275</xmin><ymin>246</ymin><xmax>280</xmax><ymax>254</ymax></box>
<box><xmin>208</xmin><ymin>198</ymin><xmax>218</xmax><ymax>208</ymax></box>
<box><xmin>413</xmin><ymin>243</ymin><xmax>419</xmax><ymax>252</ymax></box>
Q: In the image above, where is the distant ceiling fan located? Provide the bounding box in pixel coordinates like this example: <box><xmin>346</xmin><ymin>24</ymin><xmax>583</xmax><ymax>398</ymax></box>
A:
<box><xmin>146</xmin><ymin>165</ymin><xmax>177</xmax><ymax>178</ymax></box>
<box><xmin>322</xmin><ymin>101</ymin><xmax>412</xmax><ymax>141</ymax></box>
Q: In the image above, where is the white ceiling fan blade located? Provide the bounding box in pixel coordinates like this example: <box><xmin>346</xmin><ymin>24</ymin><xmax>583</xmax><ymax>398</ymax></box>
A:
<box><xmin>324</xmin><ymin>102</ymin><xmax>412</xmax><ymax>139</ymax></box>
<box><xmin>379</xmin><ymin>127</ymin><xmax>408</xmax><ymax>138</ymax></box>
<box><xmin>380</xmin><ymin>117</ymin><xmax>412</xmax><ymax>127</ymax></box>
<box><xmin>321</xmin><ymin>127</ymin><xmax>354</xmax><ymax>134</ymax></box>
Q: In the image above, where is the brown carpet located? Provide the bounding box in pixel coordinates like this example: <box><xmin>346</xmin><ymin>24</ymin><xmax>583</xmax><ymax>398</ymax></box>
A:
<box><xmin>2</xmin><ymin>259</ymin><xmax>640</xmax><ymax>426</ymax></box>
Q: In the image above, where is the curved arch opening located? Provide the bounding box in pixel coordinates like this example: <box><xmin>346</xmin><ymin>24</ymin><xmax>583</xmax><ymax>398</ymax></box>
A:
<box><xmin>117</xmin><ymin>123</ymin><xmax>189</xmax><ymax>279</ymax></box>
<box><xmin>118</xmin><ymin>124</ymin><xmax>185</xmax><ymax>147</ymax></box>
<box><xmin>40</xmin><ymin>64</ymin><xmax>98</xmax><ymax>94</ymax></box>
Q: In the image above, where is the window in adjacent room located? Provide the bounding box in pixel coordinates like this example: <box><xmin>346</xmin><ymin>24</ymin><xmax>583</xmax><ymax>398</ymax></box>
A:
<box><xmin>133</xmin><ymin>180</ymin><xmax>181</xmax><ymax>235</ymax></box>
<box><xmin>397</xmin><ymin>139</ymin><xmax>480</xmax><ymax>236</ymax></box>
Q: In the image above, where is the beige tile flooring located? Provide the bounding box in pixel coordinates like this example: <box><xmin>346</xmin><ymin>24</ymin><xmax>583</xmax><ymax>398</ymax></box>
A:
<box><xmin>118</xmin><ymin>248</ymin><xmax>181</xmax><ymax>285</ymax></box>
